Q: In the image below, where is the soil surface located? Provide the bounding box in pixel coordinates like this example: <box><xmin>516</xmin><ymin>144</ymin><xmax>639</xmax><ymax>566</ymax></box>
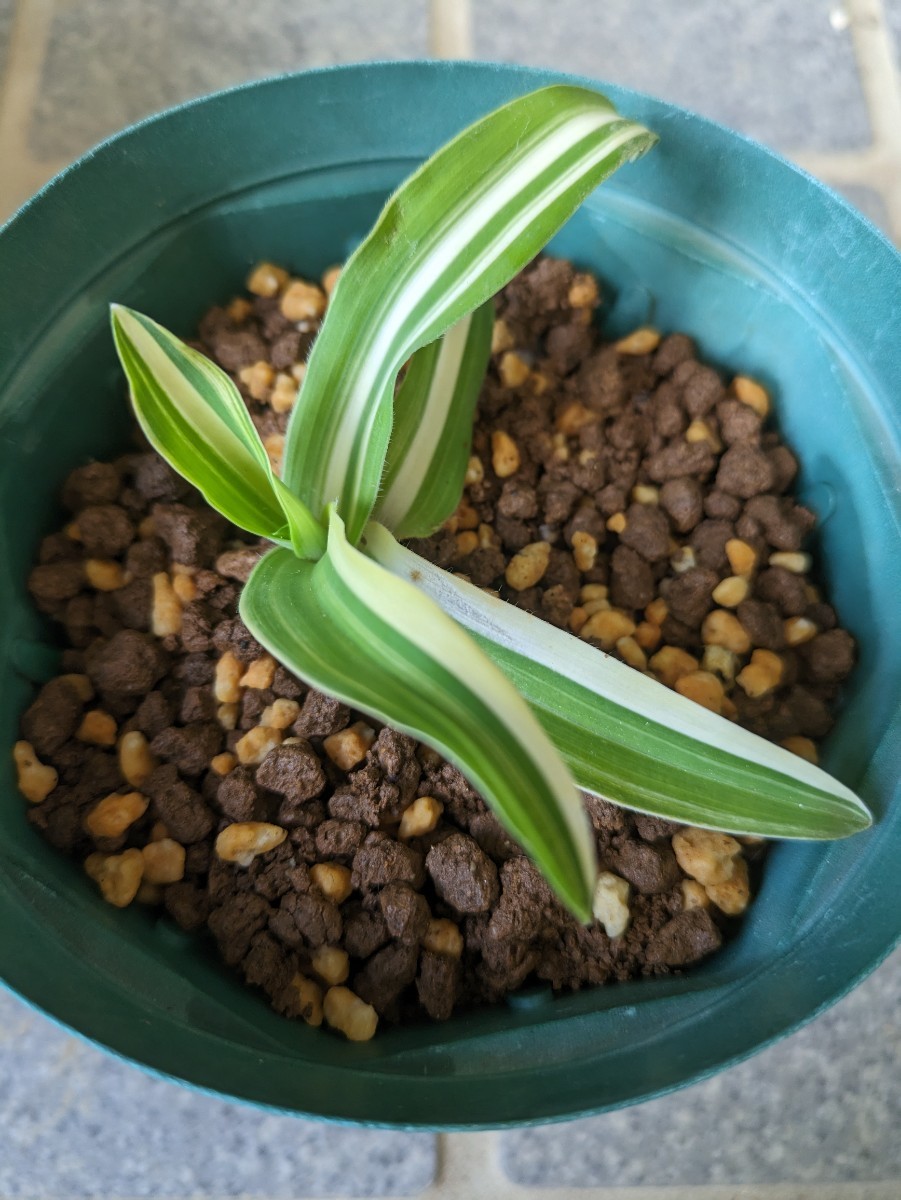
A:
<box><xmin>18</xmin><ymin>256</ymin><xmax>855</xmax><ymax>1037</ymax></box>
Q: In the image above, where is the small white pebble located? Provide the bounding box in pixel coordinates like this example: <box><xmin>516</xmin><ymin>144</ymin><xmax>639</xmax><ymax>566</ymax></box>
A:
<box><xmin>592</xmin><ymin>871</ymin><xmax>631</xmax><ymax>938</ymax></box>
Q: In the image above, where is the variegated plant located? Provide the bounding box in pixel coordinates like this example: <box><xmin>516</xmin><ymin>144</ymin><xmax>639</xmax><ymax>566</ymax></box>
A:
<box><xmin>111</xmin><ymin>85</ymin><xmax>871</xmax><ymax>922</ymax></box>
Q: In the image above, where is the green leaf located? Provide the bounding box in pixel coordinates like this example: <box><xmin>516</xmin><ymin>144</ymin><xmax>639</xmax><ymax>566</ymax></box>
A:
<box><xmin>375</xmin><ymin>302</ymin><xmax>494</xmax><ymax>539</ymax></box>
<box><xmin>365</xmin><ymin>525</ymin><xmax>872</xmax><ymax>841</ymax></box>
<box><xmin>110</xmin><ymin>305</ymin><xmax>325</xmax><ymax>558</ymax></box>
<box><xmin>239</xmin><ymin>508</ymin><xmax>597</xmax><ymax>920</ymax></box>
<box><xmin>282</xmin><ymin>84</ymin><xmax>657</xmax><ymax>544</ymax></box>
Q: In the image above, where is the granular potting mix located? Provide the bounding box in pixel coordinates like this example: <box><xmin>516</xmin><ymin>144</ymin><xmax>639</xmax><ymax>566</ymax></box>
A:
<box><xmin>15</xmin><ymin>256</ymin><xmax>856</xmax><ymax>1040</ymax></box>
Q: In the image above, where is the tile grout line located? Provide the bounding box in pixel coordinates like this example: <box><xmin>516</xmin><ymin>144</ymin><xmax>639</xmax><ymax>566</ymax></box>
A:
<box><xmin>428</xmin><ymin>0</ymin><xmax>474</xmax><ymax>58</ymax></box>
<box><xmin>497</xmin><ymin>1184</ymin><xmax>901</xmax><ymax>1200</ymax></box>
<box><xmin>787</xmin><ymin>0</ymin><xmax>901</xmax><ymax>240</ymax></box>
<box><xmin>53</xmin><ymin>1176</ymin><xmax>901</xmax><ymax>1199</ymax></box>
<box><xmin>0</xmin><ymin>0</ymin><xmax>46</xmax><ymax>153</ymax></box>
<box><xmin>480</xmin><ymin>1183</ymin><xmax>901</xmax><ymax>1200</ymax></box>
<box><xmin>413</xmin><ymin>1130</ymin><xmax>901</xmax><ymax>1200</ymax></box>
<box><xmin>846</xmin><ymin>0</ymin><xmax>901</xmax><ymax>151</ymax></box>
<box><xmin>421</xmin><ymin>1130</ymin><xmax>509</xmax><ymax>1198</ymax></box>
<box><xmin>0</xmin><ymin>0</ymin><xmax>63</xmax><ymax>218</ymax></box>
<box><xmin>846</xmin><ymin>0</ymin><xmax>901</xmax><ymax>236</ymax></box>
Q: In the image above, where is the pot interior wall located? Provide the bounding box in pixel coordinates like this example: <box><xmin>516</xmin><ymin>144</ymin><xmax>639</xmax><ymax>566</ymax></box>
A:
<box><xmin>0</xmin><ymin>63</ymin><xmax>898</xmax><ymax>1127</ymax></box>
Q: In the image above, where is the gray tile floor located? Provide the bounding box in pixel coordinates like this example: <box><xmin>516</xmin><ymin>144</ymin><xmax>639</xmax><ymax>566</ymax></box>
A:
<box><xmin>0</xmin><ymin>988</ymin><xmax>436</xmax><ymax>1197</ymax></box>
<box><xmin>29</xmin><ymin>0</ymin><xmax>427</xmax><ymax>160</ymax></box>
<box><xmin>473</xmin><ymin>0</ymin><xmax>872</xmax><ymax>152</ymax></box>
<box><xmin>501</xmin><ymin>947</ymin><xmax>901</xmax><ymax>1188</ymax></box>
<box><xmin>4</xmin><ymin>950</ymin><xmax>900</xmax><ymax>1193</ymax></box>
<box><xmin>1</xmin><ymin>0</ymin><xmax>895</xmax><ymax>238</ymax></box>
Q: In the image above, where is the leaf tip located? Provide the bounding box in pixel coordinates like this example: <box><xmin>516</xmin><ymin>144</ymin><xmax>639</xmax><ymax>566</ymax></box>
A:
<box><xmin>552</xmin><ymin>872</ymin><xmax>595</xmax><ymax>925</ymax></box>
<box><xmin>848</xmin><ymin>801</ymin><xmax>874</xmax><ymax>836</ymax></box>
<box><xmin>109</xmin><ymin>302</ymin><xmax>139</xmax><ymax>343</ymax></box>
<box><xmin>571</xmin><ymin>891</ymin><xmax>594</xmax><ymax>927</ymax></box>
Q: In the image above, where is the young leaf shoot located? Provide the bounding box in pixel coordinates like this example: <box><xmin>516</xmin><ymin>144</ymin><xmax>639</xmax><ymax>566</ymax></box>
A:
<box><xmin>111</xmin><ymin>83</ymin><xmax>871</xmax><ymax>921</ymax></box>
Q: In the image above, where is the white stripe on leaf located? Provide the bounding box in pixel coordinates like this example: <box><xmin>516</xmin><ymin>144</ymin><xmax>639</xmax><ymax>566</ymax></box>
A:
<box><xmin>376</xmin><ymin>303</ymin><xmax>493</xmax><ymax>538</ymax></box>
<box><xmin>376</xmin><ymin>316</ymin><xmax>474</xmax><ymax>531</ymax></box>
<box><xmin>283</xmin><ymin>85</ymin><xmax>657</xmax><ymax>544</ymax></box>
<box><xmin>364</xmin><ymin>523</ymin><xmax>871</xmax><ymax>839</ymax></box>
<box><xmin>111</xmin><ymin>305</ymin><xmax>325</xmax><ymax>558</ymax></box>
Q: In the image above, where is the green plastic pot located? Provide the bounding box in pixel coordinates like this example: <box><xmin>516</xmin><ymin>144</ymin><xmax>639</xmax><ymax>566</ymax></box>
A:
<box><xmin>0</xmin><ymin>61</ymin><xmax>899</xmax><ymax>1129</ymax></box>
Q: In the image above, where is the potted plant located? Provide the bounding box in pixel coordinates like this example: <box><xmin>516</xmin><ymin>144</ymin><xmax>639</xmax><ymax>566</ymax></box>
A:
<box><xmin>1</xmin><ymin>56</ymin><xmax>901</xmax><ymax>1123</ymax></box>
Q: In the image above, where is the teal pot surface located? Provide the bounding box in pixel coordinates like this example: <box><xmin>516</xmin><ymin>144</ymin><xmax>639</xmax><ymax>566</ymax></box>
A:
<box><xmin>0</xmin><ymin>61</ymin><xmax>899</xmax><ymax>1128</ymax></box>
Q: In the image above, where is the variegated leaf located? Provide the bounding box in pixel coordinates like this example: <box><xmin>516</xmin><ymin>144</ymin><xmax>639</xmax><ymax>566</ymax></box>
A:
<box><xmin>375</xmin><ymin>302</ymin><xmax>493</xmax><ymax>539</ymax></box>
<box><xmin>283</xmin><ymin>85</ymin><xmax>657</xmax><ymax>543</ymax></box>
<box><xmin>110</xmin><ymin>305</ymin><xmax>325</xmax><ymax>558</ymax></box>
<box><xmin>364</xmin><ymin>523</ymin><xmax>872</xmax><ymax>840</ymax></box>
<box><xmin>240</xmin><ymin>508</ymin><xmax>597</xmax><ymax>919</ymax></box>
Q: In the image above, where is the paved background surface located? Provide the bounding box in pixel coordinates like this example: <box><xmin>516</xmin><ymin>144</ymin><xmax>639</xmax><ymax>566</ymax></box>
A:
<box><xmin>1</xmin><ymin>0</ymin><xmax>900</xmax><ymax>233</ymax></box>
<box><xmin>3</xmin><ymin>946</ymin><xmax>901</xmax><ymax>1196</ymax></box>
<box><xmin>1</xmin><ymin>0</ymin><xmax>899</xmax><ymax>1196</ymax></box>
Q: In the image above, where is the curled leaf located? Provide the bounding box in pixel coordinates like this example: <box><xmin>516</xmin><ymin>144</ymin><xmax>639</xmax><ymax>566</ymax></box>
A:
<box><xmin>375</xmin><ymin>302</ymin><xmax>494</xmax><ymax>539</ymax></box>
